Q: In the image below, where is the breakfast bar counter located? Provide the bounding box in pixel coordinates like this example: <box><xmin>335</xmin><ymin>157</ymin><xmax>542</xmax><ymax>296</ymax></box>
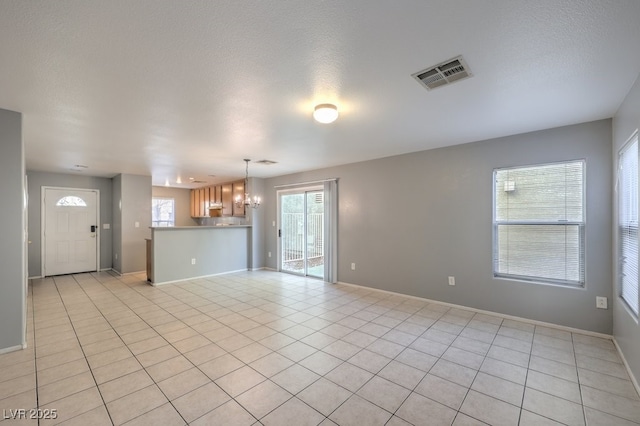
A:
<box><xmin>149</xmin><ymin>225</ymin><xmax>251</xmax><ymax>285</ymax></box>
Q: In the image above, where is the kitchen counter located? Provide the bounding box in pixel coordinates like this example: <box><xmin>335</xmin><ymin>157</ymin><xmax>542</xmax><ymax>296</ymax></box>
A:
<box><xmin>149</xmin><ymin>225</ymin><xmax>251</xmax><ymax>285</ymax></box>
<box><xmin>152</xmin><ymin>225</ymin><xmax>251</xmax><ymax>230</ymax></box>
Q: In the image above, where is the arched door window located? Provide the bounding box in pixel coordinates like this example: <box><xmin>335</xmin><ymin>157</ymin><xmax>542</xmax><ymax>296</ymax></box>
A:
<box><xmin>56</xmin><ymin>196</ymin><xmax>87</xmax><ymax>207</ymax></box>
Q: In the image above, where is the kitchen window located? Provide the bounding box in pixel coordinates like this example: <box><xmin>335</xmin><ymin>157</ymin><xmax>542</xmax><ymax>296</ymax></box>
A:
<box><xmin>493</xmin><ymin>160</ymin><xmax>585</xmax><ymax>287</ymax></box>
<box><xmin>152</xmin><ymin>197</ymin><xmax>175</xmax><ymax>227</ymax></box>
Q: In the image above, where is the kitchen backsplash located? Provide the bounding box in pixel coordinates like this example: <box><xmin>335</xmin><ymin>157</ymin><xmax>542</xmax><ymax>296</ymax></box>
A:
<box><xmin>197</xmin><ymin>216</ymin><xmax>248</xmax><ymax>226</ymax></box>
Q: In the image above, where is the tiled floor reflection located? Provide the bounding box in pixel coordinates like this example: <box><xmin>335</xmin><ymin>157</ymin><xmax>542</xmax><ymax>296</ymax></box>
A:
<box><xmin>1</xmin><ymin>270</ymin><xmax>639</xmax><ymax>425</ymax></box>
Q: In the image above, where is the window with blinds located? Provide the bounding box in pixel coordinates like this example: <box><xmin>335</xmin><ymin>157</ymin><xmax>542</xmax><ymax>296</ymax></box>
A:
<box><xmin>619</xmin><ymin>134</ymin><xmax>639</xmax><ymax>316</ymax></box>
<box><xmin>493</xmin><ymin>160</ymin><xmax>585</xmax><ymax>286</ymax></box>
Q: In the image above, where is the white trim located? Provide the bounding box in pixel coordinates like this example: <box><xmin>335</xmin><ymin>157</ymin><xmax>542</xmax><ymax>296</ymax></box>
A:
<box><xmin>336</xmin><ymin>280</ymin><xmax>612</xmax><ymax>340</ymax></box>
<box><xmin>122</xmin><ymin>270</ymin><xmax>145</xmax><ymax>276</ymax></box>
<box><xmin>41</xmin><ymin>187</ymin><xmax>101</xmax><ymax>277</ymax></box>
<box><xmin>105</xmin><ymin>269</ymin><xmax>146</xmax><ymax>277</ymax></box>
<box><xmin>250</xmin><ymin>267</ymin><xmax>267</xmax><ymax>271</ymax></box>
<box><xmin>613</xmin><ymin>338</ymin><xmax>640</xmax><ymax>398</ymax></box>
<box><xmin>151</xmin><ymin>269</ymin><xmax>250</xmax><ymax>286</ymax></box>
<box><xmin>28</xmin><ymin>276</ymin><xmax>42</xmax><ymax>280</ymax></box>
<box><xmin>274</xmin><ymin>178</ymin><xmax>338</xmax><ymax>189</ymax></box>
<box><xmin>0</xmin><ymin>345</ymin><xmax>24</xmax><ymax>355</ymax></box>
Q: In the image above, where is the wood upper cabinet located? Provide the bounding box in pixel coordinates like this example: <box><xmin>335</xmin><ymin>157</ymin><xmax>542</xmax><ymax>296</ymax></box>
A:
<box><xmin>190</xmin><ymin>186</ymin><xmax>211</xmax><ymax>217</ymax></box>
<box><xmin>221</xmin><ymin>183</ymin><xmax>233</xmax><ymax>216</ymax></box>
<box><xmin>198</xmin><ymin>188</ymin><xmax>207</xmax><ymax>217</ymax></box>
<box><xmin>213</xmin><ymin>185</ymin><xmax>222</xmax><ymax>205</ymax></box>
<box><xmin>233</xmin><ymin>180</ymin><xmax>245</xmax><ymax>217</ymax></box>
<box><xmin>191</xmin><ymin>182</ymin><xmax>245</xmax><ymax>217</ymax></box>
<box><xmin>190</xmin><ymin>189</ymin><xmax>196</xmax><ymax>217</ymax></box>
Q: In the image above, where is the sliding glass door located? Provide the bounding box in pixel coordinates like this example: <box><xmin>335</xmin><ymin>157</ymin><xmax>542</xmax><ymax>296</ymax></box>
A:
<box><xmin>279</xmin><ymin>187</ymin><xmax>324</xmax><ymax>278</ymax></box>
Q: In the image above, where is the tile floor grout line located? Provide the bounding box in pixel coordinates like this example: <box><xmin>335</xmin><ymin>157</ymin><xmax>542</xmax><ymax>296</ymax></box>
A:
<box><xmin>449</xmin><ymin>315</ymin><xmax>504</xmax><ymax>426</ymax></box>
<box><xmin>12</xmin><ymin>270</ymin><xmax>637</xmax><ymax>425</ymax></box>
<box><xmin>50</xmin><ymin>274</ymin><xmax>117</xmax><ymax>426</ymax></box>
<box><xmin>87</xmin><ymin>271</ymin><xmax>306</xmax><ymax>425</ymax></box>
<box><xmin>84</xmin><ymin>272</ymin><xmax>221</xmax><ymax>425</ymax></box>
<box><xmin>572</xmin><ymin>330</ymin><xmax>589</xmax><ymax>426</ymax></box>
<box><xmin>28</xmin><ymin>281</ymin><xmax>41</xmax><ymax>426</ymax></box>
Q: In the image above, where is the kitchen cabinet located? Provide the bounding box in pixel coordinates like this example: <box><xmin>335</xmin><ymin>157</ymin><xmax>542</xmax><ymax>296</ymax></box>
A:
<box><xmin>198</xmin><ymin>188</ymin><xmax>206</xmax><ymax>217</ymax></box>
<box><xmin>221</xmin><ymin>183</ymin><xmax>233</xmax><ymax>216</ymax></box>
<box><xmin>233</xmin><ymin>180</ymin><xmax>245</xmax><ymax>216</ymax></box>
<box><xmin>214</xmin><ymin>185</ymin><xmax>222</xmax><ymax>204</ymax></box>
<box><xmin>190</xmin><ymin>181</ymin><xmax>245</xmax><ymax>217</ymax></box>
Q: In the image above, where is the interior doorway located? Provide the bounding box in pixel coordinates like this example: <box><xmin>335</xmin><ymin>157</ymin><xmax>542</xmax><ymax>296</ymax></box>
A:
<box><xmin>42</xmin><ymin>187</ymin><xmax>99</xmax><ymax>276</ymax></box>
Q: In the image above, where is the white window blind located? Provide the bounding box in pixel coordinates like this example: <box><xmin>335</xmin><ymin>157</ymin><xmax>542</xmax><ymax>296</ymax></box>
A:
<box><xmin>493</xmin><ymin>160</ymin><xmax>585</xmax><ymax>286</ymax></box>
<box><xmin>619</xmin><ymin>134</ymin><xmax>639</xmax><ymax>316</ymax></box>
<box><xmin>152</xmin><ymin>198</ymin><xmax>175</xmax><ymax>227</ymax></box>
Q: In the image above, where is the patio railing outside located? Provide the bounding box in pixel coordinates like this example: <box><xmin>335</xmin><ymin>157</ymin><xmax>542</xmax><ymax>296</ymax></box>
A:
<box><xmin>281</xmin><ymin>212</ymin><xmax>324</xmax><ymax>274</ymax></box>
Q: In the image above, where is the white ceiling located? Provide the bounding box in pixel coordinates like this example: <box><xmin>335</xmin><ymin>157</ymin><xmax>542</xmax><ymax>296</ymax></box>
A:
<box><xmin>1</xmin><ymin>0</ymin><xmax>640</xmax><ymax>187</ymax></box>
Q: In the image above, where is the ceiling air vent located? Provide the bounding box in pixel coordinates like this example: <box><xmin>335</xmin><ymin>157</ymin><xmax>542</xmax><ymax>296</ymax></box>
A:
<box><xmin>412</xmin><ymin>55</ymin><xmax>472</xmax><ymax>91</ymax></box>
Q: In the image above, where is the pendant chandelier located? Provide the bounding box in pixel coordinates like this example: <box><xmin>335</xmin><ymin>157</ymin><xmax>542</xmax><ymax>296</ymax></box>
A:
<box><xmin>235</xmin><ymin>159</ymin><xmax>261</xmax><ymax>209</ymax></box>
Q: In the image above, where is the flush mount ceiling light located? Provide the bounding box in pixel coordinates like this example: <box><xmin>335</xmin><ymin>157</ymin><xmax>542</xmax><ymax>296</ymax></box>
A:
<box><xmin>235</xmin><ymin>159</ymin><xmax>261</xmax><ymax>209</ymax></box>
<box><xmin>313</xmin><ymin>103</ymin><xmax>339</xmax><ymax>124</ymax></box>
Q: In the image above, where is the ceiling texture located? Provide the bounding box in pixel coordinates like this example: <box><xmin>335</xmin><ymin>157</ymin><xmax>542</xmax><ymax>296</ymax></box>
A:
<box><xmin>1</xmin><ymin>0</ymin><xmax>640</xmax><ymax>187</ymax></box>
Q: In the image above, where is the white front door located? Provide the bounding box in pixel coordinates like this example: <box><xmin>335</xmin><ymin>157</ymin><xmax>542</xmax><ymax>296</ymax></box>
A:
<box><xmin>44</xmin><ymin>188</ymin><xmax>98</xmax><ymax>276</ymax></box>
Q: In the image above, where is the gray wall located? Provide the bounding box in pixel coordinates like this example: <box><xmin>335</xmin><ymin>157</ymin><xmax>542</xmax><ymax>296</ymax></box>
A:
<box><xmin>264</xmin><ymin>120</ymin><xmax>613</xmax><ymax>334</ymax></box>
<box><xmin>151</xmin><ymin>186</ymin><xmax>197</xmax><ymax>226</ymax></box>
<box><xmin>26</xmin><ymin>171</ymin><xmax>113</xmax><ymax>277</ymax></box>
<box><xmin>248</xmin><ymin>177</ymin><xmax>265</xmax><ymax>270</ymax></box>
<box><xmin>613</xmin><ymin>73</ymin><xmax>640</xmax><ymax>382</ymax></box>
<box><xmin>0</xmin><ymin>108</ymin><xmax>25</xmax><ymax>351</ymax></box>
<box><xmin>121</xmin><ymin>174</ymin><xmax>152</xmax><ymax>274</ymax></box>
<box><xmin>152</xmin><ymin>227</ymin><xmax>250</xmax><ymax>284</ymax></box>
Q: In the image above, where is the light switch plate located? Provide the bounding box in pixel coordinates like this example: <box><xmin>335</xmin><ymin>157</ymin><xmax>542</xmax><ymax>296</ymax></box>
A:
<box><xmin>103</xmin><ymin>223</ymin><xmax>110</xmax><ymax>229</ymax></box>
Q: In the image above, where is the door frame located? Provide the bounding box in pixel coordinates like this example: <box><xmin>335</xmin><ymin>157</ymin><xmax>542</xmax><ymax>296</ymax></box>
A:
<box><xmin>276</xmin><ymin>185</ymin><xmax>323</xmax><ymax>277</ymax></box>
<box><xmin>41</xmin><ymin>186</ymin><xmax>100</xmax><ymax>277</ymax></box>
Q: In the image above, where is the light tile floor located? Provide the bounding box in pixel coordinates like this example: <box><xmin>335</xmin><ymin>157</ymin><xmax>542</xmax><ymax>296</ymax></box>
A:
<box><xmin>1</xmin><ymin>270</ymin><xmax>639</xmax><ymax>425</ymax></box>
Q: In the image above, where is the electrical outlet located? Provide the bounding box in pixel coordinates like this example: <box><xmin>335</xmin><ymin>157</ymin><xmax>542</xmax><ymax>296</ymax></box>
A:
<box><xmin>351</xmin><ymin>263</ymin><xmax>356</xmax><ymax>270</ymax></box>
<box><xmin>115</xmin><ymin>253</ymin><xmax>118</xmax><ymax>260</ymax></box>
<box><xmin>268</xmin><ymin>251</ymin><xmax>272</xmax><ymax>258</ymax></box>
<box><xmin>596</xmin><ymin>296</ymin><xmax>608</xmax><ymax>309</ymax></box>
<box><xmin>135</xmin><ymin>221</ymin><xmax>140</xmax><ymax>228</ymax></box>
<box><xmin>191</xmin><ymin>258</ymin><xmax>196</xmax><ymax>265</ymax></box>
<box><xmin>448</xmin><ymin>276</ymin><xmax>455</xmax><ymax>286</ymax></box>
<box><xmin>272</xmin><ymin>221</ymin><xmax>276</xmax><ymax>227</ymax></box>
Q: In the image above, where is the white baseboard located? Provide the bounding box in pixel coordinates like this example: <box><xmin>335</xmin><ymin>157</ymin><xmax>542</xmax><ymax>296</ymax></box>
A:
<box><xmin>27</xmin><ymin>275</ymin><xmax>42</xmax><ymax>280</ymax></box>
<box><xmin>122</xmin><ymin>270</ymin><xmax>145</xmax><ymax>276</ymax></box>
<box><xmin>0</xmin><ymin>345</ymin><xmax>24</xmax><ymax>355</ymax></box>
<box><xmin>613</xmin><ymin>338</ymin><xmax>640</xmax><ymax>398</ymax></box>
<box><xmin>336</xmin><ymin>280</ymin><xmax>613</xmax><ymax>340</ymax></box>
<box><xmin>152</xmin><ymin>269</ymin><xmax>250</xmax><ymax>286</ymax></box>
